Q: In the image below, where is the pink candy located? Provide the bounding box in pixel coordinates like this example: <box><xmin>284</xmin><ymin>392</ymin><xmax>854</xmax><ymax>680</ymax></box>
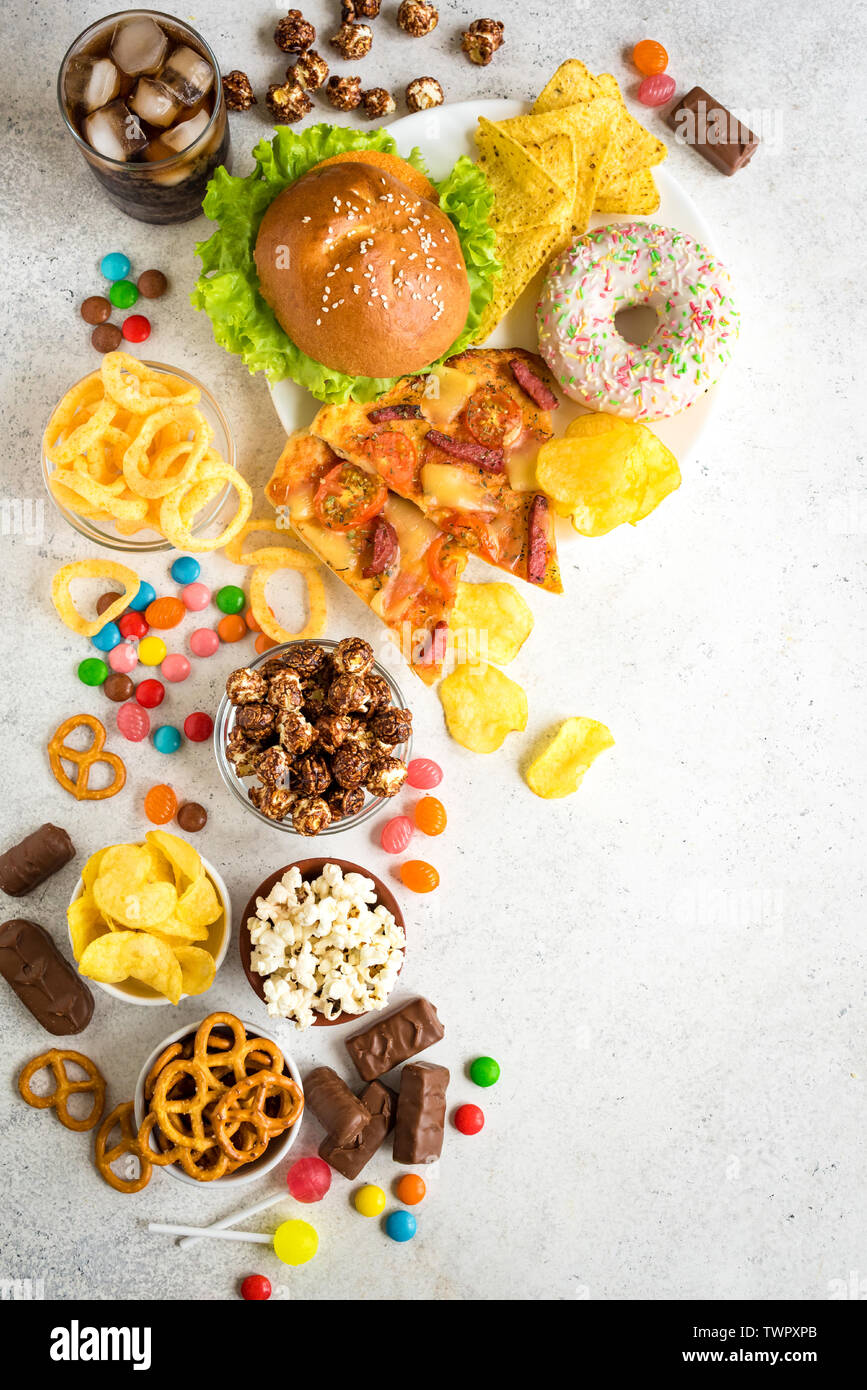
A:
<box><xmin>190</xmin><ymin>628</ymin><xmax>219</xmax><ymax>658</ymax></box>
<box><xmin>116</xmin><ymin>701</ymin><xmax>150</xmax><ymax>742</ymax></box>
<box><xmin>286</xmin><ymin>1155</ymin><xmax>331</xmax><ymax>1204</ymax></box>
<box><xmin>381</xmin><ymin>815</ymin><xmax>414</xmax><ymax>855</ymax></box>
<box><xmin>182</xmin><ymin>582</ymin><xmax>211</xmax><ymax>611</ymax></box>
<box><xmin>161</xmin><ymin>654</ymin><xmax>191</xmax><ymax>683</ymax></box>
<box><xmin>406</xmin><ymin>757</ymin><xmax>443</xmax><ymax>789</ymax></box>
<box><xmin>108</xmin><ymin>641</ymin><xmax>138</xmax><ymax>674</ymax></box>
<box><xmin>637</xmin><ymin>72</ymin><xmax>676</xmax><ymax>106</ymax></box>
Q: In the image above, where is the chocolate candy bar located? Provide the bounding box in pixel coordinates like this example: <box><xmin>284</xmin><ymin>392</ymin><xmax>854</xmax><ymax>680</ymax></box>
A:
<box><xmin>0</xmin><ymin>918</ymin><xmax>93</xmax><ymax>1035</ymax></box>
<box><xmin>304</xmin><ymin>1065</ymin><xmax>370</xmax><ymax>1145</ymax></box>
<box><xmin>346</xmin><ymin>996</ymin><xmax>444</xmax><ymax>1082</ymax></box>
<box><xmin>666</xmin><ymin>86</ymin><xmax>758</xmax><ymax>176</ymax></box>
<box><xmin>319</xmin><ymin>1080</ymin><xmax>397</xmax><ymax>1179</ymax></box>
<box><xmin>393</xmin><ymin>1062</ymin><xmax>450</xmax><ymax>1165</ymax></box>
<box><xmin>0</xmin><ymin>823</ymin><xmax>75</xmax><ymax>897</ymax></box>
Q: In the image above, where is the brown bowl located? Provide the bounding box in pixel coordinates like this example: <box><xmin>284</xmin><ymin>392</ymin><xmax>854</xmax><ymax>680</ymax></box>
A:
<box><xmin>239</xmin><ymin>858</ymin><xmax>406</xmax><ymax>1028</ymax></box>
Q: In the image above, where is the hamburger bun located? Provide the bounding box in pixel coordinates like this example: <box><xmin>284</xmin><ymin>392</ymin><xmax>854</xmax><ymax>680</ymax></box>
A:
<box><xmin>313</xmin><ymin>150</ymin><xmax>438</xmax><ymax>203</ymax></box>
<box><xmin>254</xmin><ymin>161</ymin><xmax>471</xmax><ymax>380</ymax></box>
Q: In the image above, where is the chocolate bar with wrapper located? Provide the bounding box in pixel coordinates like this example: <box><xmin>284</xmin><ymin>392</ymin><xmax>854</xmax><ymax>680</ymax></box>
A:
<box><xmin>319</xmin><ymin>1080</ymin><xmax>397</xmax><ymax>1178</ymax></box>
<box><xmin>0</xmin><ymin>918</ymin><xmax>93</xmax><ymax>1035</ymax></box>
<box><xmin>346</xmin><ymin>996</ymin><xmax>444</xmax><ymax>1082</ymax></box>
<box><xmin>393</xmin><ymin>1062</ymin><xmax>450</xmax><ymax>1164</ymax></box>
<box><xmin>304</xmin><ymin>1065</ymin><xmax>370</xmax><ymax>1145</ymax></box>
<box><xmin>0</xmin><ymin>824</ymin><xmax>75</xmax><ymax>897</ymax></box>
<box><xmin>666</xmin><ymin>86</ymin><xmax>758</xmax><ymax>175</ymax></box>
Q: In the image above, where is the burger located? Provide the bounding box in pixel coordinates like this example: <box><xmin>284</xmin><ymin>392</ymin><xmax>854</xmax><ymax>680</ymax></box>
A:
<box><xmin>193</xmin><ymin>127</ymin><xmax>499</xmax><ymax>404</ymax></box>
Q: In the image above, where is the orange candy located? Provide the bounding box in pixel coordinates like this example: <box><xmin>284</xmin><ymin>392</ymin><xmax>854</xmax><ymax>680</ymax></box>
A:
<box><xmin>144</xmin><ymin>783</ymin><xmax>178</xmax><ymax>825</ymax></box>
<box><xmin>145</xmin><ymin>596</ymin><xmax>185</xmax><ymax>629</ymax></box>
<box><xmin>255</xmin><ymin>632</ymin><xmax>278</xmax><ymax>654</ymax></box>
<box><xmin>396</xmin><ymin>1174</ymin><xmax>426</xmax><ymax>1205</ymax></box>
<box><xmin>399</xmin><ymin>860</ymin><xmax>439</xmax><ymax>894</ymax></box>
<box><xmin>632</xmin><ymin>39</ymin><xmax>668</xmax><ymax>75</ymax></box>
<box><xmin>244</xmin><ymin>606</ymin><xmax>261</xmax><ymax>632</ymax></box>
<box><xmin>413</xmin><ymin>796</ymin><xmax>446</xmax><ymax>836</ymax></box>
<box><xmin>217</xmin><ymin>613</ymin><xmax>247</xmax><ymax>643</ymax></box>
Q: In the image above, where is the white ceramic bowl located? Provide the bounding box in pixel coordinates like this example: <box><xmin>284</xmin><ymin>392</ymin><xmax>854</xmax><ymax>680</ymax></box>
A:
<box><xmin>133</xmin><ymin>1016</ymin><xmax>303</xmax><ymax>1188</ymax></box>
<box><xmin>66</xmin><ymin>856</ymin><xmax>231</xmax><ymax>1006</ymax></box>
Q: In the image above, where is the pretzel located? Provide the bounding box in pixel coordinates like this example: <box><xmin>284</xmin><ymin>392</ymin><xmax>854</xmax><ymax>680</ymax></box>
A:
<box><xmin>95</xmin><ymin>1101</ymin><xmax>152</xmax><ymax>1194</ymax></box>
<box><xmin>143</xmin><ymin>1042</ymin><xmax>184</xmax><ymax>1102</ymax></box>
<box><xmin>149</xmin><ymin>1057</ymin><xmax>217</xmax><ymax>1150</ymax></box>
<box><xmin>18</xmin><ymin>1049</ymin><xmax>106</xmax><ymax>1132</ymax></box>
<box><xmin>48</xmin><ymin>714</ymin><xmax>126</xmax><ymax>801</ymax></box>
<box><xmin>211</xmin><ymin>1071</ymin><xmax>304</xmax><ymax>1163</ymax></box>
<box><xmin>193</xmin><ymin>1011</ymin><xmax>285</xmax><ymax>1087</ymax></box>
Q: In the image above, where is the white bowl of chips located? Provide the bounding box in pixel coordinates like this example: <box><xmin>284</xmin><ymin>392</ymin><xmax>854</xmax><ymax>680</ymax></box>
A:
<box><xmin>42</xmin><ymin>356</ymin><xmax>249</xmax><ymax>554</ymax></box>
<box><xmin>66</xmin><ymin>832</ymin><xmax>231</xmax><ymax>1006</ymax></box>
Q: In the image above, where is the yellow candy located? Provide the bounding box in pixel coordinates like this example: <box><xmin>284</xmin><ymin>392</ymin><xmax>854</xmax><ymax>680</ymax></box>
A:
<box><xmin>273</xmin><ymin>1219</ymin><xmax>318</xmax><ymax>1267</ymax></box>
<box><xmin>354</xmin><ymin>1185</ymin><xmax>386</xmax><ymax>1218</ymax></box>
<box><xmin>138</xmin><ymin>635</ymin><xmax>167</xmax><ymax>666</ymax></box>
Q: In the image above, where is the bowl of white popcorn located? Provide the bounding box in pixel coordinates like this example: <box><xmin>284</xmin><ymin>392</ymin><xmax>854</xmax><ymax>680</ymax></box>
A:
<box><xmin>239</xmin><ymin>859</ymin><xmax>406</xmax><ymax>1031</ymax></box>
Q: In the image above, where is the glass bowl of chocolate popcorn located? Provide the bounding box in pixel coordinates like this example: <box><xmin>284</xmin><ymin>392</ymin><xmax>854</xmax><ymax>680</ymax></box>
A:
<box><xmin>214</xmin><ymin>636</ymin><xmax>413</xmax><ymax>835</ymax></box>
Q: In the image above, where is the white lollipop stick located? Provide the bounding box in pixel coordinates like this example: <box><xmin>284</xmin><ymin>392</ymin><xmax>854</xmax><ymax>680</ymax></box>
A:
<box><xmin>177</xmin><ymin>1191</ymin><xmax>287</xmax><ymax>1250</ymax></box>
<box><xmin>148</xmin><ymin>1222</ymin><xmax>272</xmax><ymax>1245</ymax></box>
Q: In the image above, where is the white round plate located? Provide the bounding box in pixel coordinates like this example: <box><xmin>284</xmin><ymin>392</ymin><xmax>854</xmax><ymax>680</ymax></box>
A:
<box><xmin>269</xmin><ymin>98</ymin><xmax>725</xmax><ymax>463</ymax></box>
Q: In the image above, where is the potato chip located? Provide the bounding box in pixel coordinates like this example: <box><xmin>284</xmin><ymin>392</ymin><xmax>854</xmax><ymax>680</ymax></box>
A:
<box><xmin>172</xmin><ymin>945</ymin><xmax>216</xmax><ymax>997</ymax></box>
<box><xmin>144</xmin><ymin>830</ymin><xmax>203</xmax><ymax>892</ymax></box>
<box><xmin>94</xmin><ymin>874</ymin><xmax>177</xmax><ymax>931</ymax></box>
<box><xmin>51</xmin><ymin>559</ymin><xmax>140</xmax><ymax>637</ymax></box>
<box><xmin>149</xmin><ymin>916</ymin><xmax>209</xmax><ymax>944</ymax></box>
<box><xmin>80</xmin><ymin>848</ymin><xmax>107</xmax><ymax>893</ymax></box>
<box><xmin>78</xmin><ymin>930</ymin><xmax>183</xmax><ymax>1005</ymax></box>
<box><xmin>537</xmin><ymin>414</ymin><xmax>680</xmax><ymax>536</ymax></box>
<box><xmin>177</xmin><ymin>875</ymin><xmax>222</xmax><ymax>931</ymax></box>
<box><xmin>68</xmin><ymin>893</ymin><xmax>107</xmax><ymax>961</ymax></box>
<box><xmin>249</xmin><ymin>563</ymin><xmax>327</xmax><ymax>643</ymax></box>
<box><xmin>439</xmin><ymin>662</ymin><xmax>528</xmax><ymax>753</ymax></box>
<box><xmin>475</xmin><ymin>117</ymin><xmax>570</xmax><ymax>232</ymax></box>
<box><xmin>524</xmin><ymin>716</ymin><xmax>614</xmax><ymax>798</ymax></box>
<box><xmin>450</xmin><ymin>582</ymin><xmax>534</xmax><ymax>665</ymax></box>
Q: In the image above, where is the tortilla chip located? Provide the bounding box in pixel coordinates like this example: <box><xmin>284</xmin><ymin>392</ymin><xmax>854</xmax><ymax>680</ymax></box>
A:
<box><xmin>495</xmin><ymin>100</ymin><xmax>620</xmax><ymax>238</ymax></box>
<box><xmin>473</xmin><ymin>223</ymin><xmax>566</xmax><ymax>342</ymax></box>
<box><xmin>475</xmin><ymin>117</ymin><xmax>570</xmax><ymax>232</ymax></box>
<box><xmin>594</xmin><ymin>167</ymin><xmax>660</xmax><ymax>215</ymax></box>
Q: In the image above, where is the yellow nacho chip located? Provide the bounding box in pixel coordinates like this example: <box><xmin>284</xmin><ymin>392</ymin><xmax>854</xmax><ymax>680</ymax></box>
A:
<box><xmin>524</xmin><ymin>717</ymin><xmax>615</xmax><ymax>798</ymax></box>
<box><xmin>450</xmin><ymin>582</ymin><xmax>534</xmax><ymax>665</ymax></box>
<box><xmin>474</xmin><ymin>223</ymin><xmax>566</xmax><ymax>343</ymax></box>
<box><xmin>594</xmin><ymin>168</ymin><xmax>660</xmax><ymax>215</ymax></box>
<box><xmin>494</xmin><ymin>99</ymin><xmax>620</xmax><ymax>236</ymax></box>
<box><xmin>475</xmin><ymin>117</ymin><xmax>570</xmax><ymax>232</ymax></box>
<box><xmin>439</xmin><ymin>662</ymin><xmax>528</xmax><ymax>753</ymax></box>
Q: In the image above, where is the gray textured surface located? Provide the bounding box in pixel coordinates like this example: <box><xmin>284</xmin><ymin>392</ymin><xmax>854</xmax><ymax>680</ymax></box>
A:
<box><xmin>0</xmin><ymin>0</ymin><xmax>864</xmax><ymax>1301</ymax></box>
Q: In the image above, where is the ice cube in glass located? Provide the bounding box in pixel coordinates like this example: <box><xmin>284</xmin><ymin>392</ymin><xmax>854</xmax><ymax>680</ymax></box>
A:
<box><xmin>110</xmin><ymin>16</ymin><xmax>168</xmax><ymax>76</ymax></box>
<box><xmin>159</xmin><ymin>45</ymin><xmax>214</xmax><ymax>106</ymax></box>
<box><xmin>83</xmin><ymin>100</ymin><xmax>148</xmax><ymax>161</ymax></box>
<box><xmin>129</xmin><ymin>77</ymin><xmax>181</xmax><ymax>128</ymax></box>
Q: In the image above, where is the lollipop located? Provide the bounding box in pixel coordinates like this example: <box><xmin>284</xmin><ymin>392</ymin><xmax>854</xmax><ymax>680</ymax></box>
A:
<box><xmin>149</xmin><ymin>1219</ymin><xmax>318</xmax><ymax>1266</ymax></box>
<box><xmin>174</xmin><ymin>1164</ymin><xmax>327</xmax><ymax>1251</ymax></box>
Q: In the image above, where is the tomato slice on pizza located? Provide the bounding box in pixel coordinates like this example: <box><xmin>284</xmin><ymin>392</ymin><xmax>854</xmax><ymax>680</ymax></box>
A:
<box><xmin>267</xmin><ymin>430</ymin><xmax>467</xmax><ymax>684</ymax></box>
<box><xmin>310</xmin><ymin>348</ymin><xmax>562</xmax><ymax>593</ymax></box>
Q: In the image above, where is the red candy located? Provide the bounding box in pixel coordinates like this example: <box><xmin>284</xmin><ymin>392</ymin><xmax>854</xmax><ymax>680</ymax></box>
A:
<box><xmin>414</xmin><ymin>796</ymin><xmax>446</xmax><ymax>836</ymax></box>
<box><xmin>632</xmin><ymin>38</ymin><xmax>668</xmax><ymax>74</ymax></box>
<box><xmin>136</xmin><ymin>679</ymin><xmax>165</xmax><ymax>709</ymax></box>
<box><xmin>240</xmin><ymin>1274</ymin><xmax>271</xmax><ymax>1302</ymax></box>
<box><xmin>381</xmin><ymin>815</ymin><xmax>413</xmax><ymax>855</ymax></box>
<box><xmin>122</xmin><ymin>314</ymin><xmax>151</xmax><ymax>343</ymax></box>
<box><xmin>406</xmin><ymin>757</ymin><xmax>443</xmax><ymax>789</ymax></box>
<box><xmin>116</xmin><ymin>701</ymin><xmax>150</xmax><ymax>742</ymax></box>
<box><xmin>183</xmin><ymin>712</ymin><xmax>214</xmax><ymax>743</ymax></box>
<box><xmin>286</xmin><ymin>1155</ymin><xmax>332</xmax><ymax>1204</ymax></box>
<box><xmin>638</xmin><ymin>72</ymin><xmax>676</xmax><ymax>106</ymax></box>
<box><xmin>144</xmin><ymin>784</ymin><xmax>178</xmax><ymax>825</ymax></box>
<box><xmin>119</xmin><ymin>612</ymin><xmax>148</xmax><ymax>640</ymax></box>
<box><xmin>399</xmin><ymin>860</ymin><xmax>439</xmax><ymax>894</ymax></box>
<box><xmin>454</xmin><ymin>1104</ymin><xmax>485</xmax><ymax>1136</ymax></box>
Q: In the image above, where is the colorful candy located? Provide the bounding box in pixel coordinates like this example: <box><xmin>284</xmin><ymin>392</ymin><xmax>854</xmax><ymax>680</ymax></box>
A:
<box><xmin>100</xmin><ymin>251</ymin><xmax>130</xmax><ymax>281</ymax></box>
<box><xmin>216</xmin><ymin>584</ymin><xmax>246</xmax><ymax>615</ymax></box>
<box><xmin>153</xmin><ymin>725</ymin><xmax>182</xmax><ymax>755</ymax></box>
<box><xmin>470</xmin><ymin>1056</ymin><xmax>500</xmax><ymax>1088</ymax></box>
<box><xmin>413</xmin><ymin>796</ymin><xmax>446</xmax><ymax>836</ymax></box>
<box><xmin>109</xmin><ymin>279</ymin><xmax>138</xmax><ymax>310</ymax></box>
<box><xmin>78</xmin><ymin>658</ymin><xmax>108</xmax><ymax>687</ymax></box>
<box><xmin>138</xmin><ymin>636</ymin><xmax>167</xmax><ymax>666</ymax></box>
<box><xmin>385</xmin><ymin>1210</ymin><xmax>417</xmax><ymax>1243</ymax></box>
<box><xmin>354</xmin><ymin>1184</ymin><xmax>386</xmax><ymax>1218</ymax></box>
<box><xmin>103</xmin><ymin>673</ymin><xmax>134</xmax><ymax>702</ymax></box>
<box><xmin>119</xmin><ymin>612</ymin><xmax>148</xmax><ymax>640</ymax></box>
<box><xmin>632</xmin><ymin>38</ymin><xmax>668</xmax><ymax>74</ymax></box>
<box><xmin>406</xmin><ymin>757</ymin><xmax>443</xmax><ymax>789</ymax></box>
<box><xmin>145</xmin><ymin>597</ymin><xmax>185</xmax><ymax>630</ymax></box>
<box><xmin>171</xmin><ymin>556</ymin><xmax>200</xmax><ymax>585</ymax></box>
<box><xmin>272</xmin><ymin>1219</ymin><xmax>318</xmax><ymax>1267</ymax></box>
<box><xmin>183</xmin><ymin>711</ymin><xmax>213</xmax><ymax>743</ymax></box>
<box><xmin>144</xmin><ymin>784</ymin><xmax>178</xmax><ymax>825</ymax></box>
<box><xmin>137</xmin><ymin>269</ymin><xmax>167</xmax><ymax>299</ymax></box>
<box><xmin>287</xmin><ymin>1156</ymin><xmax>332</xmax><ymax>1204</ymax></box>
<box><xmin>181</xmin><ymin>582</ymin><xmax>211</xmax><ymax>611</ymax></box>
<box><xmin>240</xmin><ymin>1274</ymin><xmax>271</xmax><ymax>1301</ymax></box>
<box><xmin>116</xmin><ymin>702</ymin><xmax>150</xmax><ymax>743</ymax></box>
<box><xmin>638</xmin><ymin>72</ymin><xmax>676</xmax><ymax>106</ymax></box>
<box><xmin>381</xmin><ymin>815</ymin><xmax>413</xmax><ymax>855</ymax></box>
<box><xmin>190</xmin><ymin>628</ymin><xmax>220</xmax><ymax>657</ymax></box>
<box><xmin>244</xmin><ymin>606</ymin><xmax>261</xmax><ymax>632</ymax></box>
<box><xmin>217</xmin><ymin>614</ymin><xmax>247</xmax><ymax>643</ymax></box>
<box><xmin>108</xmin><ymin>641</ymin><xmax>139</xmax><ymax>674</ymax></box>
<box><xmin>396</xmin><ymin>1174</ymin><xmax>426</xmax><ymax>1206</ymax></box>
<box><xmin>255</xmin><ymin>634</ymin><xmax>277</xmax><ymax>654</ymax></box>
<box><xmin>161</xmin><ymin>654</ymin><xmax>191</xmax><ymax>683</ymax></box>
<box><xmin>454</xmin><ymin>1104</ymin><xmax>484</xmax><ymax>1136</ymax></box>
<box><xmin>135</xmin><ymin>679</ymin><xmax>165</xmax><ymax>709</ymax></box>
<box><xmin>91</xmin><ymin>622</ymin><xmax>121</xmax><ymax>652</ymax></box>
<box><xmin>400</xmin><ymin>860</ymin><xmax>439</xmax><ymax>894</ymax></box>
<box><xmin>128</xmin><ymin>581</ymin><xmax>156</xmax><ymax>613</ymax></box>
<box><xmin>122</xmin><ymin>314</ymin><xmax>150</xmax><ymax>343</ymax></box>
<box><xmin>177</xmin><ymin>802</ymin><xmax>207</xmax><ymax>832</ymax></box>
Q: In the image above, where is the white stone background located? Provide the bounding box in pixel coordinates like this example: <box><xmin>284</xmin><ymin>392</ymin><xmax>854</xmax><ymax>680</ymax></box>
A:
<box><xmin>0</xmin><ymin>0</ymin><xmax>863</xmax><ymax>1302</ymax></box>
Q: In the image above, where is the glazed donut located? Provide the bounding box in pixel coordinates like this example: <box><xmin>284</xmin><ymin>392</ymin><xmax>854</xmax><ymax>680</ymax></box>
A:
<box><xmin>536</xmin><ymin>222</ymin><xmax>739</xmax><ymax>421</ymax></box>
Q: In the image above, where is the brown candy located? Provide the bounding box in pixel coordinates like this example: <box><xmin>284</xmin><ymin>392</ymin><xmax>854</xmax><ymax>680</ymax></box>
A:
<box><xmin>319</xmin><ymin>1080</ymin><xmax>396</xmax><ymax>1178</ymax></box>
<box><xmin>0</xmin><ymin>919</ymin><xmax>93</xmax><ymax>1035</ymax></box>
<box><xmin>346</xmin><ymin>996</ymin><xmax>445</xmax><ymax>1081</ymax></box>
<box><xmin>80</xmin><ymin>296</ymin><xmax>111</xmax><ymax>325</ymax></box>
<box><xmin>176</xmin><ymin>802</ymin><xmax>207</xmax><ymax>833</ymax></box>
<box><xmin>136</xmin><ymin>269</ymin><xmax>167</xmax><ymax>298</ymax></box>
<box><xmin>91</xmin><ymin>323</ymin><xmax>122</xmax><ymax>354</ymax></box>
<box><xmin>96</xmin><ymin>591</ymin><xmax>123</xmax><ymax>616</ymax></box>
<box><xmin>102</xmin><ymin>672</ymin><xmax>134</xmax><ymax>703</ymax></box>
<box><xmin>393</xmin><ymin>1062</ymin><xmax>449</xmax><ymax>1164</ymax></box>
<box><xmin>0</xmin><ymin>824</ymin><xmax>75</xmax><ymax>898</ymax></box>
<box><xmin>305</xmin><ymin>1065</ymin><xmax>370</xmax><ymax>1145</ymax></box>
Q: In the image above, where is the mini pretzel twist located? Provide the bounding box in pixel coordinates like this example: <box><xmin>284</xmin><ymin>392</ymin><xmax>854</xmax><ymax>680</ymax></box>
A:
<box><xmin>18</xmin><ymin>1049</ymin><xmax>106</xmax><ymax>1132</ymax></box>
<box><xmin>95</xmin><ymin>1101</ymin><xmax>152</xmax><ymax>1194</ymax></box>
<box><xmin>48</xmin><ymin>713</ymin><xmax>126</xmax><ymax>801</ymax></box>
<box><xmin>211</xmin><ymin>1071</ymin><xmax>304</xmax><ymax>1163</ymax></box>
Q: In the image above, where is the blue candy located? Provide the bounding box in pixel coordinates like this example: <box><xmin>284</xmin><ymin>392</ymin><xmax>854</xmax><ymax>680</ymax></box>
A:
<box><xmin>153</xmin><ymin>724</ymin><xmax>182</xmax><ymax>755</ymax></box>
<box><xmin>100</xmin><ymin>251</ymin><xmax>131</xmax><ymax>281</ymax></box>
<box><xmin>170</xmin><ymin>556</ymin><xmax>201</xmax><ymax>585</ymax></box>
<box><xmin>91</xmin><ymin>622</ymin><xmax>122</xmax><ymax>652</ymax></box>
<box><xmin>385</xmin><ymin>1211</ymin><xmax>417</xmax><ymax>1243</ymax></box>
<box><xmin>128</xmin><ymin>580</ymin><xmax>156</xmax><ymax>612</ymax></box>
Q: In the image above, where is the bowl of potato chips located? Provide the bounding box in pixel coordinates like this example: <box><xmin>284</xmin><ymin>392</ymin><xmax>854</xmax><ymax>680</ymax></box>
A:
<box><xmin>66</xmin><ymin>831</ymin><xmax>230</xmax><ymax>1005</ymax></box>
<box><xmin>42</xmin><ymin>354</ymin><xmax>252</xmax><ymax>555</ymax></box>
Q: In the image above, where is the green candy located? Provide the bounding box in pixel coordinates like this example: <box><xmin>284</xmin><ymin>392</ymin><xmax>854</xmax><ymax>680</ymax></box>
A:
<box><xmin>216</xmin><ymin>584</ymin><xmax>246</xmax><ymax>615</ymax></box>
<box><xmin>78</xmin><ymin>657</ymin><xmax>108</xmax><ymax>687</ymax></box>
<box><xmin>470</xmin><ymin>1056</ymin><xmax>500</xmax><ymax>1088</ymax></box>
<box><xmin>109</xmin><ymin>280</ymin><xmax>138</xmax><ymax>310</ymax></box>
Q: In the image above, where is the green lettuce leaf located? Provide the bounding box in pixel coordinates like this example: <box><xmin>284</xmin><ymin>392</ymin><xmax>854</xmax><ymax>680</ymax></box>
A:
<box><xmin>191</xmin><ymin>124</ymin><xmax>500</xmax><ymax>404</ymax></box>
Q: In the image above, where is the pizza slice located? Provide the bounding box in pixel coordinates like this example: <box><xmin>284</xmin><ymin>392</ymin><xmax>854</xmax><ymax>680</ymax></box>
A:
<box><xmin>309</xmin><ymin>347</ymin><xmax>562</xmax><ymax>593</ymax></box>
<box><xmin>266</xmin><ymin>430</ymin><xmax>468</xmax><ymax>685</ymax></box>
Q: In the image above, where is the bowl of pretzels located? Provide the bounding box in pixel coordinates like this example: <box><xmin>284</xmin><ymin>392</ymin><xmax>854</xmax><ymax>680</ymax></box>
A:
<box><xmin>133</xmin><ymin>1010</ymin><xmax>304</xmax><ymax>1187</ymax></box>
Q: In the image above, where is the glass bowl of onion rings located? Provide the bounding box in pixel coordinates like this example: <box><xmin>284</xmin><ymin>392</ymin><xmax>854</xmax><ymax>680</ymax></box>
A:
<box><xmin>41</xmin><ymin>356</ymin><xmax>251</xmax><ymax>555</ymax></box>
